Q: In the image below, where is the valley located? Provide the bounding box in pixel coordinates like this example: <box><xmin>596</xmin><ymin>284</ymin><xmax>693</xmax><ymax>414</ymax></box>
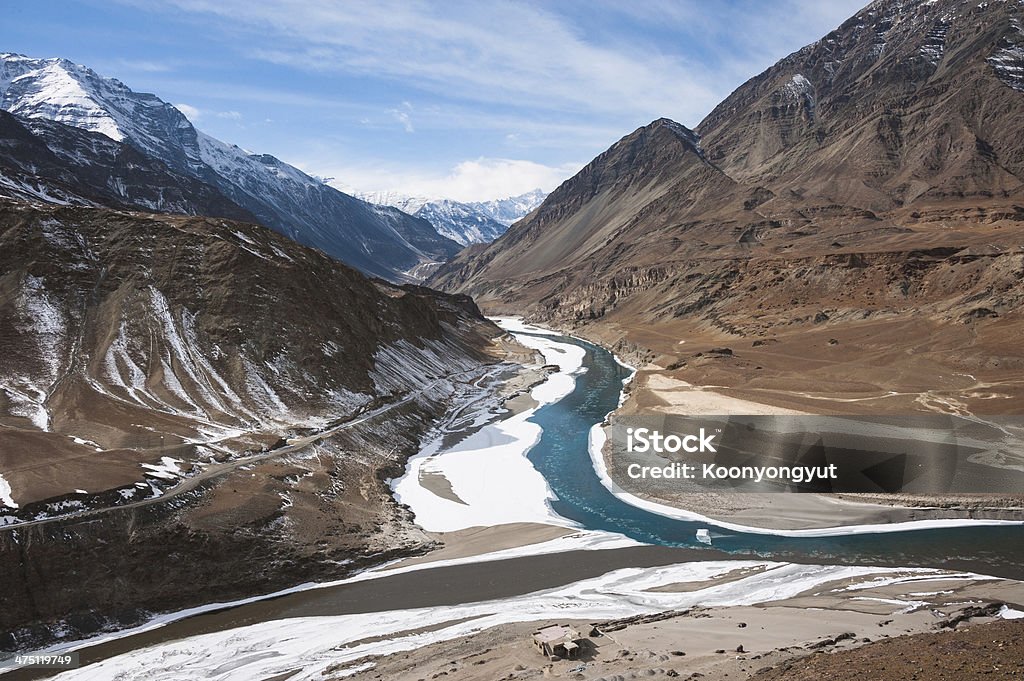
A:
<box><xmin>2</xmin><ymin>0</ymin><xmax>1024</xmax><ymax>678</ymax></box>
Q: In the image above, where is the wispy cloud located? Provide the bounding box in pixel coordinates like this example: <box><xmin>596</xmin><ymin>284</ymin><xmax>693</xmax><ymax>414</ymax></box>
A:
<box><xmin>388</xmin><ymin>101</ymin><xmax>415</xmax><ymax>133</ymax></box>
<box><xmin>125</xmin><ymin>0</ymin><xmax>725</xmax><ymax>124</ymax></box>
<box><xmin>98</xmin><ymin>0</ymin><xmax>869</xmax><ymax>200</ymax></box>
<box><xmin>173</xmin><ymin>102</ymin><xmax>242</xmax><ymax>123</ymax></box>
<box><xmin>174</xmin><ymin>102</ymin><xmax>202</xmax><ymax>121</ymax></box>
<box><xmin>114</xmin><ymin>57</ymin><xmax>174</xmax><ymax>73</ymax></box>
<box><xmin>592</xmin><ymin>0</ymin><xmax>866</xmax><ymax>86</ymax></box>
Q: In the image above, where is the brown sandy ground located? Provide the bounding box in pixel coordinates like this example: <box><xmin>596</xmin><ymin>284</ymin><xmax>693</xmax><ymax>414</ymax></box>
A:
<box><xmin>598</xmin><ymin>354</ymin><xmax>1024</xmax><ymax>529</ymax></box>
<box><xmin>751</xmin><ymin>618</ymin><xmax>1024</xmax><ymax>681</ymax></box>
<box><xmin>384</xmin><ymin>523</ymin><xmax>574</xmax><ymax>569</ymax></box>
<box><xmin>333</xmin><ymin>568</ymin><xmax>1024</xmax><ymax>681</ymax></box>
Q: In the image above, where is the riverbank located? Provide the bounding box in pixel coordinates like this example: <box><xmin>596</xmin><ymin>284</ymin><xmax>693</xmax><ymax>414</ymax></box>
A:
<box><xmin>550</xmin><ymin>328</ymin><xmax>1024</xmax><ymax>531</ymax></box>
<box><xmin>39</xmin><ymin>555</ymin><xmax>1021</xmax><ymax>681</ymax></box>
<box><xmin>0</xmin><ymin>319</ymin><xmax>549</xmax><ymax>657</ymax></box>
<box><xmin>333</xmin><ymin>577</ymin><xmax>1024</xmax><ymax>681</ymax></box>
<box><xmin>7</xmin><ymin>319</ymin><xmax>1024</xmax><ymax>680</ymax></box>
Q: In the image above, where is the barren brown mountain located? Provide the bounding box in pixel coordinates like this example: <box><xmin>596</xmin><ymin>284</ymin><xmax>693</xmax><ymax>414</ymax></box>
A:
<box><xmin>430</xmin><ymin>0</ymin><xmax>1024</xmax><ymax>415</ymax></box>
<box><xmin>0</xmin><ymin>199</ymin><xmax>504</xmax><ymax>648</ymax></box>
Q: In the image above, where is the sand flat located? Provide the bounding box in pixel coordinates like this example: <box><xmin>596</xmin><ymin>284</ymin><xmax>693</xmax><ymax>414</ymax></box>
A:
<box><xmin>608</xmin><ymin>369</ymin><xmax>1024</xmax><ymax>530</ymax></box>
<box><xmin>336</xmin><ymin>566</ymin><xmax>1024</xmax><ymax>681</ymax></box>
<box><xmin>385</xmin><ymin>523</ymin><xmax>575</xmax><ymax>569</ymax></box>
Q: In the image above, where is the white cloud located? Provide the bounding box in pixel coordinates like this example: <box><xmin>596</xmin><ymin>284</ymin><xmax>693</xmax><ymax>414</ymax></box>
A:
<box><xmin>431</xmin><ymin>158</ymin><xmax>578</xmax><ymax>201</ymax></box>
<box><xmin>388</xmin><ymin>102</ymin><xmax>415</xmax><ymax>133</ymax></box>
<box><xmin>174</xmin><ymin>102</ymin><xmax>202</xmax><ymax>121</ymax></box>
<box><xmin>173</xmin><ymin>103</ymin><xmax>243</xmax><ymax>123</ymax></box>
<box><xmin>322</xmin><ymin>157</ymin><xmax>581</xmax><ymax>203</ymax></box>
<box><xmin>138</xmin><ymin>0</ymin><xmax>723</xmax><ymax>125</ymax></box>
<box><xmin>116</xmin><ymin>58</ymin><xmax>173</xmax><ymax>73</ymax></box>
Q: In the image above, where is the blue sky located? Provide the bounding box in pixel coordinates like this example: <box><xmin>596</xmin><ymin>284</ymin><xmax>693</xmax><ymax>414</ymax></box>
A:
<box><xmin>4</xmin><ymin>0</ymin><xmax>865</xmax><ymax>201</ymax></box>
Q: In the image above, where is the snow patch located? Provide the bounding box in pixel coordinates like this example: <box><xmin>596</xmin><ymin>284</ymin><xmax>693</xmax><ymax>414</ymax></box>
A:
<box><xmin>391</xmin><ymin>325</ymin><xmax>586</xmax><ymax>533</ymax></box>
<box><xmin>0</xmin><ymin>473</ymin><xmax>18</xmax><ymax>509</ymax></box>
<box><xmin>988</xmin><ymin>29</ymin><xmax>1024</xmax><ymax>91</ymax></box>
<box><xmin>141</xmin><ymin>456</ymin><xmax>183</xmax><ymax>481</ymax></box>
<box><xmin>1000</xmin><ymin>604</ymin><xmax>1024</xmax><ymax>619</ymax></box>
<box><xmin>920</xmin><ymin>20</ymin><xmax>948</xmax><ymax>64</ymax></box>
<box><xmin>46</xmin><ymin>562</ymin><xmax>987</xmax><ymax>681</ymax></box>
<box><xmin>589</xmin><ymin>423</ymin><xmax>1024</xmax><ymax>536</ymax></box>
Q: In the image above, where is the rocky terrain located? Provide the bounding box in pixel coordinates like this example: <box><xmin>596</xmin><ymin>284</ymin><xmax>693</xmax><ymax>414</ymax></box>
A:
<box><xmin>0</xmin><ymin>53</ymin><xmax>460</xmax><ymax>282</ymax></box>
<box><xmin>0</xmin><ymin>199</ymin><xmax>506</xmax><ymax>650</ymax></box>
<box><xmin>324</xmin><ymin>567</ymin><xmax>1023</xmax><ymax>681</ymax></box>
<box><xmin>0</xmin><ymin>110</ymin><xmax>255</xmax><ymax>220</ymax></box>
<box><xmin>751</xmin><ymin>617</ymin><xmax>1024</xmax><ymax>681</ymax></box>
<box><xmin>430</xmin><ymin>0</ymin><xmax>1024</xmax><ymax>416</ymax></box>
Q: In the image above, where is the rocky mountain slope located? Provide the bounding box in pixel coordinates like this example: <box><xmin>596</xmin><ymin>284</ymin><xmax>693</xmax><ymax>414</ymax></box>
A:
<box><xmin>431</xmin><ymin>0</ymin><xmax>1024</xmax><ymax>415</ymax></box>
<box><xmin>0</xmin><ymin>198</ymin><xmax>505</xmax><ymax>648</ymax></box>
<box><xmin>0</xmin><ymin>53</ymin><xmax>460</xmax><ymax>282</ymax></box>
<box><xmin>0</xmin><ymin>110</ymin><xmax>255</xmax><ymax>220</ymax></box>
<box><xmin>697</xmin><ymin>0</ymin><xmax>1024</xmax><ymax>210</ymax></box>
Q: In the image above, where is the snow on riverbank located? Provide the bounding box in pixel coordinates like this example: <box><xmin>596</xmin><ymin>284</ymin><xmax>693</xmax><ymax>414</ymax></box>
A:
<box><xmin>402</xmin><ymin>315</ymin><xmax>1022</xmax><ymax>538</ymax></box>
<box><xmin>487</xmin><ymin>316</ymin><xmax>561</xmax><ymax>336</ymax></box>
<box><xmin>588</xmin><ymin>404</ymin><xmax>1024</xmax><ymax>537</ymax></box>
<box><xmin>390</xmin><ymin>320</ymin><xmax>587</xmax><ymax>532</ymax></box>
<box><xmin>16</xmin><ymin>532</ymin><xmax>643</xmax><ymax>670</ymax></box>
<box><xmin>51</xmin><ymin>561</ymin><xmax>993</xmax><ymax>681</ymax></box>
<box><xmin>405</xmin><ymin>316</ymin><xmax>1022</xmax><ymax>537</ymax></box>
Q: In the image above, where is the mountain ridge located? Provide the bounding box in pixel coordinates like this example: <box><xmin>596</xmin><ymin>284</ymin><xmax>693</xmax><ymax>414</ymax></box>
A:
<box><xmin>356</xmin><ymin>188</ymin><xmax>547</xmax><ymax>246</ymax></box>
<box><xmin>0</xmin><ymin>53</ymin><xmax>460</xmax><ymax>282</ymax></box>
<box><xmin>696</xmin><ymin>0</ymin><xmax>1024</xmax><ymax>210</ymax></box>
<box><xmin>0</xmin><ymin>109</ymin><xmax>258</xmax><ymax>221</ymax></box>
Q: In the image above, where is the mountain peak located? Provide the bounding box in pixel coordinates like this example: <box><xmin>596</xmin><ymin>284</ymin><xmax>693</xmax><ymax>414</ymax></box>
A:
<box><xmin>696</xmin><ymin>0</ymin><xmax>1024</xmax><ymax>208</ymax></box>
<box><xmin>0</xmin><ymin>53</ymin><xmax>174</xmax><ymax>145</ymax></box>
<box><xmin>0</xmin><ymin>53</ymin><xmax>460</xmax><ymax>281</ymax></box>
<box><xmin>644</xmin><ymin>117</ymin><xmax>702</xmax><ymax>151</ymax></box>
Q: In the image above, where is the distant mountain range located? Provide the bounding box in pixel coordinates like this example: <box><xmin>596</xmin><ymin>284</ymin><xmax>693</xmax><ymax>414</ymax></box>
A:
<box><xmin>357</xmin><ymin>188</ymin><xmax>547</xmax><ymax>246</ymax></box>
<box><xmin>0</xmin><ymin>53</ymin><xmax>460</xmax><ymax>282</ymax></box>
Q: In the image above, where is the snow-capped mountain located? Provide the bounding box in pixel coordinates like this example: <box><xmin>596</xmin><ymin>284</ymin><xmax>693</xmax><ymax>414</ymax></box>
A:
<box><xmin>405</xmin><ymin>199</ymin><xmax>507</xmax><ymax>246</ymax></box>
<box><xmin>354</xmin><ymin>191</ymin><xmax>430</xmax><ymax>215</ymax></box>
<box><xmin>0</xmin><ymin>109</ymin><xmax>257</xmax><ymax>220</ymax></box>
<box><xmin>469</xmin><ymin>188</ymin><xmax>547</xmax><ymax>226</ymax></box>
<box><xmin>1</xmin><ymin>54</ymin><xmax>208</xmax><ymax>178</ymax></box>
<box><xmin>357</xmin><ymin>189</ymin><xmax>547</xmax><ymax>246</ymax></box>
<box><xmin>0</xmin><ymin>53</ymin><xmax>459</xmax><ymax>282</ymax></box>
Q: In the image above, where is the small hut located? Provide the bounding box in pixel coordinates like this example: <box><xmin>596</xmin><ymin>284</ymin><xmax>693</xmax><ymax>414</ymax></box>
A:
<box><xmin>531</xmin><ymin>624</ymin><xmax>584</xmax><ymax>659</ymax></box>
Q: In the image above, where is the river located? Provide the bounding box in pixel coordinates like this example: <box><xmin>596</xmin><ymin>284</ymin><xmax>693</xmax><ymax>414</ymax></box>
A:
<box><xmin>6</xmin><ymin>324</ymin><xmax>1022</xmax><ymax>680</ymax></box>
<box><xmin>521</xmin><ymin>330</ymin><xmax>1024</xmax><ymax>580</ymax></box>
